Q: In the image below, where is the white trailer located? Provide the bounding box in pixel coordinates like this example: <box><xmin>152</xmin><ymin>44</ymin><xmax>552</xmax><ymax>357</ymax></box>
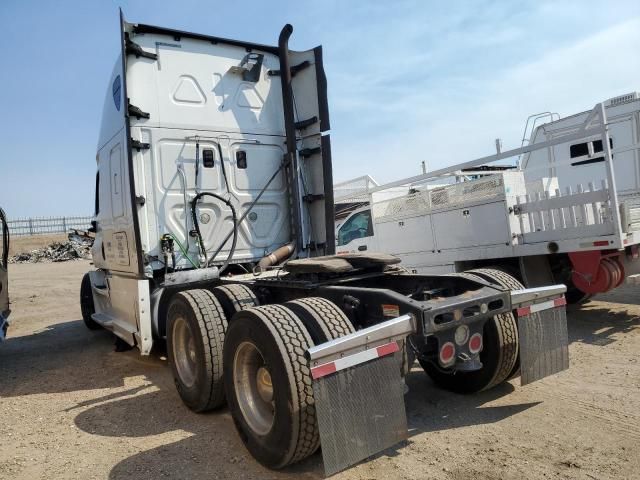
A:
<box><xmin>336</xmin><ymin>94</ymin><xmax>640</xmax><ymax>302</ymax></box>
<box><xmin>81</xmin><ymin>13</ymin><xmax>570</xmax><ymax>475</ymax></box>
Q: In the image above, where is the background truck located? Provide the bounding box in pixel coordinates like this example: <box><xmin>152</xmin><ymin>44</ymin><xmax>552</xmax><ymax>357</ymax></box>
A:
<box><xmin>335</xmin><ymin>95</ymin><xmax>640</xmax><ymax>303</ymax></box>
<box><xmin>0</xmin><ymin>207</ymin><xmax>9</xmax><ymax>341</ymax></box>
<box><xmin>81</xmin><ymin>12</ymin><xmax>569</xmax><ymax>475</ymax></box>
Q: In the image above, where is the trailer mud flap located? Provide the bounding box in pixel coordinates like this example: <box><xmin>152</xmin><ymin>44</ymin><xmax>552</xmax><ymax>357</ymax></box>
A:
<box><xmin>311</xmin><ymin>343</ymin><xmax>407</xmax><ymax>476</ymax></box>
<box><xmin>516</xmin><ymin>299</ymin><xmax>569</xmax><ymax>386</ymax></box>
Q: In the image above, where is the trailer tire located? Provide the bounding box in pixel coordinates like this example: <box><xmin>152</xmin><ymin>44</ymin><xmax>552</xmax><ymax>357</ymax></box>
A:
<box><xmin>224</xmin><ymin>305</ymin><xmax>318</xmax><ymax>469</ymax></box>
<box><xmin>420</xmin><ymin>268</ymin><xmax>521</xmax><ymax>393</ymax></box>
<box><xmin>167</xmin><ymin>289</ymin><xmax>227</xmax><ymax>412</ymax></box>
<box><xmin>284</xmin><ymin>297</ymin><xmax>355</xmax><ymax>343</ymax></box>
<box><xmin>211</xmin><ymin>284</ymin><xmax>259</xmax><ymax>318</ymax></box>
<box><xmin>80</xmin><ymin>273</ymin><xmax>100</xmax><ymax>330</ymax></box>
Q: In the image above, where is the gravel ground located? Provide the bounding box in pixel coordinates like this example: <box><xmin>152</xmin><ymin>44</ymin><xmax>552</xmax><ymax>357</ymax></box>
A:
<box><xmin>0</xmin><ymin>261</ymin><xmax>638</xmax><ymax>480</ymax></box>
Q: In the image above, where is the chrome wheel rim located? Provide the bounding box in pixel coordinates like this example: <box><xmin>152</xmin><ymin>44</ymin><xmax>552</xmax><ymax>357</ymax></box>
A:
<box><xmin>172</xmin><ymin>316</ymin><xmax>197</xmax><ymax>388</ymax></box>
<box><xmin>233</xmin><ymin>341</ymin><xmax>275</xmax><ymax>436</ymax></box>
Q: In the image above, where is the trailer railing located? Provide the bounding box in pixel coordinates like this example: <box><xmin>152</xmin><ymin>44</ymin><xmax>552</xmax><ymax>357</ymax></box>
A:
<box><xmin>343</xmin><ymin>103</ymin><xmax>632</xmax><ymax>250</ymax></box>
<box><xmin>7</xmin><ymin>215</ymin><xmax>93</xmax><ymax>237</ymax></box>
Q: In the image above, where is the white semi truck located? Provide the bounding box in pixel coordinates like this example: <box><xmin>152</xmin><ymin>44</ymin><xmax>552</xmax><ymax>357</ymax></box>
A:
<box><xmin>336</xmin><ymin>95</ymin><xmax>640</xmax><ymax>303</ymax></box>
<box><xmin>81</xmin><ymin>13</ymin><xmax>569</xmax><ymax>475</ymax></box>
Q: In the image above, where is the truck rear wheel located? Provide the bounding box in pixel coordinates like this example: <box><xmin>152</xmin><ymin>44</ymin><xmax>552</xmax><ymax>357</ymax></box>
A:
<box><xmin>167</xmin><ymin>289</ymin><xmax>227</xmax><ymax>412</ymax></box>
<box><xmin>80</xmin><ymin>273</ymin><xmax>100</xmax><ymax>330</ymax></box>
<box><xmin>211</xmin><ymin>284</ymin><xmax>259</xmax><ymax>318</ymax></box>
<box><xmin>420</xmin><ymin>268</ymin><xmax>521</xmax><ymax>393</ymax></box>
<box><xmin>284</xmin><ymin>297</ymin><xmax>354</xmax><ymax>343</ymax></box>
<box><xmin>223</xmin><ymin>304</ymin><xmax>318</xmax><ymax>468</ymax></box>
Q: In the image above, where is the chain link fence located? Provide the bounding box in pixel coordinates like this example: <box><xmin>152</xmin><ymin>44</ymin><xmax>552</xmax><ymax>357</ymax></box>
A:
<box><xmin>7</xmin><ymin>216</ymin><xmax>93</xmax><ymax>237</ymax></box>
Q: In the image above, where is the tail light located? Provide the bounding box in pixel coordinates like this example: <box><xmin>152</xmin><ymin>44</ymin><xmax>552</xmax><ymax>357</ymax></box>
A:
<box><xmin>468</xmin><ymin>333</ymin><xmax>483</xmax><ymax>354</ymax></box>
<box><xmin>439</xmin><ymin>341</ymin><xmax>456</xmax><ymax>365</ymax></box>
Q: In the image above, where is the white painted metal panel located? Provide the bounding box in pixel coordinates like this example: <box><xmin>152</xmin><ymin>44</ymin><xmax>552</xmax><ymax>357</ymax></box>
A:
<box><xmin>376</xmin><ymin>215</ymin><xmax>435</xmax><ymax>255</ymax></box>
<box><xmin>433</xmin><ymin>202</ymin><xmax>510</xmax><ymax>249</ymax></box>
<box><xmin>129</xmin><ymin>34</ymin><xmax>285</xmax><ymax>136</ymax></box>
<box><xmin>137</xmin><ymin>127</ymin><xmax>289</xmax><ymax>268</ymax></box>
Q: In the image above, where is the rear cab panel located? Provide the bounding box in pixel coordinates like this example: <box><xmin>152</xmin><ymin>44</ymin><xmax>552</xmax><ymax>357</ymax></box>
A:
<box><xmin>91</xmin><ymin>15</ymin><xmax>334</xmax><ymax>347</ymax></box>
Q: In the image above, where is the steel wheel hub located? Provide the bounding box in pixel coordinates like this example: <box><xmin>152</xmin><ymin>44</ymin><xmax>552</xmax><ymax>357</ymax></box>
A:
<box><xmin>172</xmin><ymin>316</ymin><xmax>197</xmax><ymax>388</ymax></box>
<box><xmin>233</xmin><ymin>341</ymin><xmax>275</xmax><ymax>436</ymax></box>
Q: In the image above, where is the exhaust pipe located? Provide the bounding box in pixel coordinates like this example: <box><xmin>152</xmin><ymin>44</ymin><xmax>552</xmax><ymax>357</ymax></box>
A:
<box><xmin>256</xmin><ymin>242</ymin><xmax>295</xmax><ymax>272</ymax></box>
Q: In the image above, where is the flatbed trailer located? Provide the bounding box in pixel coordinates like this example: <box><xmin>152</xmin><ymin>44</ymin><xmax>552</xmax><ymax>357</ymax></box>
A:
<box><xmin>81</xmin><ymin>13</ymin><xmax>569</xmax><ymax>475</ymax></box>
<box><xmin>336</xmin><ymin>96</ymin><xmax>640</xmax><ymax>303</ymax></box>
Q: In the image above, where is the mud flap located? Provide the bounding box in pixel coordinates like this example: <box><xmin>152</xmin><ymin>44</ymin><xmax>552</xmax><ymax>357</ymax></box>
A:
<box><xmin>516</xmin><ymin>299</ymin><xmax>569</xmax><ymax>386</ymax></box>
<box><xmin>311</xmin><ymin>343</ymin><xmax>408</xmax><ymax>476</ymax></box>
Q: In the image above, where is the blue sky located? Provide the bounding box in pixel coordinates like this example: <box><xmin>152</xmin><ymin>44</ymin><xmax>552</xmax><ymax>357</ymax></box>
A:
<box><xmin>1</xmin><ymin>0</ymin><xmax>639</xmax><ymax>217</ymax></box>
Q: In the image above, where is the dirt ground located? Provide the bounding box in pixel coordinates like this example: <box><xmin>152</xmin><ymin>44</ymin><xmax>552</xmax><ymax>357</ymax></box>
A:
<box><xmin>8</xmin><ymin>234</ymin><xmax>68</xmax><ymax>256</ymax></box>
<box><xmin>0</xmin><ymin>260</ymin><xmax>639</xmax><ymax>480</ymax></box>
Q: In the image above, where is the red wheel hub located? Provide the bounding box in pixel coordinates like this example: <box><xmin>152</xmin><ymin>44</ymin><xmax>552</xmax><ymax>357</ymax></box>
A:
<box><xmin>570</xmin><ymin>251</ymin><xmax>625</xmax><ymax>294</ymax></box>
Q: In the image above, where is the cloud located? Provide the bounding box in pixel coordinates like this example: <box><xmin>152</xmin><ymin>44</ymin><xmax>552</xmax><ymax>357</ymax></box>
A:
<box><xmin>326</xmin><ymin>3</ymin><xmax>640</xmax><ymax>184</ymax></box>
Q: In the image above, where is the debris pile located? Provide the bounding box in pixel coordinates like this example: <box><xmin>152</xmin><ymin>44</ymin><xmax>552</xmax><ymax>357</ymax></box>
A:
<box><xmin>10</xmin><ymin>240</ymin><xmax>92</xmax><ymax>264</ymax></box>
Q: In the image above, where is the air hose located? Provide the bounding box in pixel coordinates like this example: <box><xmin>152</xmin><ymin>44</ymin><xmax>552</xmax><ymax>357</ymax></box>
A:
<box><xmin>190</xmin><ymin>192</ymin><xmax>238</xmax><ymax>274</ymax></box>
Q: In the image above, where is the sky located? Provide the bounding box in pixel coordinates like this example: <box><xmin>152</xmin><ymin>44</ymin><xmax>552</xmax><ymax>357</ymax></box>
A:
<box><xmin>1</xmin><ymin>0</ymin><xmax>639</xmax><ymax>217</ymax></box>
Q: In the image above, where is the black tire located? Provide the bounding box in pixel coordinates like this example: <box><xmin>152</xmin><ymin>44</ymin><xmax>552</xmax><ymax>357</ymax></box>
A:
<box><xmin>211</xmin><ymin>284</ymin><xmax>259</xmax><ymax>318</ymax></box>
<box><xmin>284</xmin><ymin>297</ymin><xmax>355</xmax><ymax>343</ymax></box>
<box><xmin>80</xmin><ymin>273</ymin><xmax>100</xmax><ymax>330</ymax></box>
<box><xmin>420</xmin><ymin>268</ymin><xmax>521</xmax><ymax>393</ymax></box>
<box><xmin>224</xmin><ymin>305</ymin><xmax>318</xmax><ymax>468</ymax></box>
<box><xmin>167</xmin><ymin>289</ymin><xmax>227</xmax><ymax>412</ymax></box>
<box><xmin>467</xmin><ymin>268</ymin><xmax>524</xmax><ymax>381</ymax></box>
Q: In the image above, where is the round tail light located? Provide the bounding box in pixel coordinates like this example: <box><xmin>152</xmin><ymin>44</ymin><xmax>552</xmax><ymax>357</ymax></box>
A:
<box><xmin>439</xmin><ymin>341</ymin><xmax>456</xmax><ymax>365</ymax></box>
<box><xmin>469</xmin><ymin>333</ymin><xmax>483</xmax><ymax>354</ymax></box>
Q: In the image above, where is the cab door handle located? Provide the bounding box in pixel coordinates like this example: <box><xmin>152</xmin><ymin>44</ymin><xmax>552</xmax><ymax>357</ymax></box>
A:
<box><xmin>358</xmin><ymin>245</ymin><xmax>367</xmax><ymax>251</ymax></box>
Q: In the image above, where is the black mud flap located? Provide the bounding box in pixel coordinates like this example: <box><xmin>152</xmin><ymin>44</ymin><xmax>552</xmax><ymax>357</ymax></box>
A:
<box><xmin>516</xmin><ymin>298</ymin><xmax>569</xmax><ymax>386</ymax></box>
<box><xmin>311</xmin><ymin>343</ymin><xmax>408</xmax><ymax>476</ymax></box>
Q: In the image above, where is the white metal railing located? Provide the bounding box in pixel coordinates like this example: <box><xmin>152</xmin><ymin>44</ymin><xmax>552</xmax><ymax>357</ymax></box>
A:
<box><xmin>515</xmin><ymin>181</ymin><xmax>613</xmax><ymax>243</ymax></box>
<box><xmin>340</xmin><ymin>103</ymin><xmax>628</xmax><ymax>248</ymax></box>
<box><xmin>6</xmin><ymin>215</ymin><xmax>93</xmax><ymax>237</ymax></box>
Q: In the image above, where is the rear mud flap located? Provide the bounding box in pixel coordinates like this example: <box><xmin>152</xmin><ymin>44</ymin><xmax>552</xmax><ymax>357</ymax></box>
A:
<box><xmin>311</xmin><ymin>345</ymin><xmax>408</xmax><ymax>476</ymax></box>
<box><xmin>516</xmin><ymin>301</ymin><xmax>569</xmax><ymax>386</ymax></box>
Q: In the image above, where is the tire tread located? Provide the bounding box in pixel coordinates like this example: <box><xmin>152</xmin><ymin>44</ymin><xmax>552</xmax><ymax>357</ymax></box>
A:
<box><xmin>285</xmin><ymin>297</ymin><xmax>354</xmax><ymax>342</ymax></box>
<box><xmin>175</xmin><ymin>289</ymin><xmax>227</xmax><ymax>411</ymax></box>
<box><xmin>241</xmin><ymin>304</ymin><xmax>319</xmax><ymax>466</ymax></box>
<box><xmin>211</xmin><ymin>284</ymin><xmax>259</xmax><ymax>316</ymax></box>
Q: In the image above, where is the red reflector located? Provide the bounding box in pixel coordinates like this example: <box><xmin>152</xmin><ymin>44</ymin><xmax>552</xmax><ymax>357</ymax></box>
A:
<box><xmin>468</xmin><ymin>333</ymin><xmax>483</xmax><ymax>354</ymax></box>
<box><xmin>516</xmin><ymin>306</ymin><xmax>531</xmax><ymax>317</ymax></box>
<box><xmin>553</xmin><ymin>297</ymin><xmax>567</xmax><ymax>307</ymax></box>
<box><xmin>310</xmin><ymin>362</ymin><xmax>336</xmax><ymax>380</ymax></box>
<box><xmin>376</xmin><ymin>342</ymin><xmax>400</xmax><ymax>357</ymax></box>
<box><xmin>439</xmin><ymin>342</ymin><xmax>455</xmax><ymax>364</ymax></box>
<box><xmin>593</xmin><ymin>240</ymin><xmax>609</xmax><ymax>247</ymax></box>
